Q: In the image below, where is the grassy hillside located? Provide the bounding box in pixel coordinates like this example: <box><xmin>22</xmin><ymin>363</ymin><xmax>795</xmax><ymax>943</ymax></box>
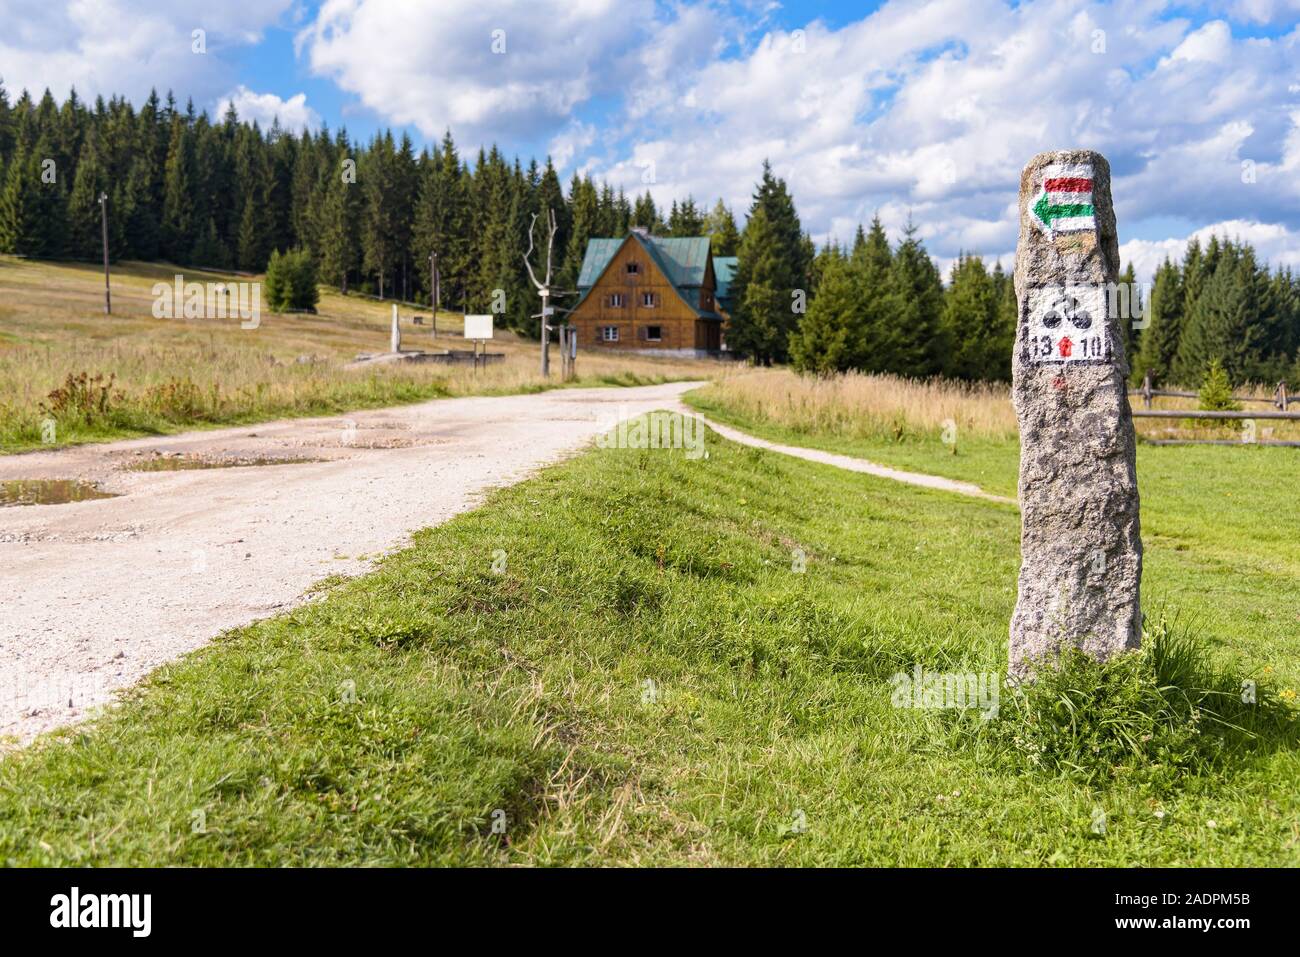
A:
<box><xmin>0</xmin><ymin>256</ymin><xmax>718</xmax><ymax>452</ymax></box>
<box><xmin>1</xmin><ymin>419</ymin><xmax>1294</xmax><ymax>865</ymax></box>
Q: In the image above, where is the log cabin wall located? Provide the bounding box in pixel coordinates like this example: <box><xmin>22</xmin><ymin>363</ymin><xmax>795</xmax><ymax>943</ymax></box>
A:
<box><xmin>570</xmin><ymin>236</ymin><xmax>720</xmax><ymax>353</ymax></box>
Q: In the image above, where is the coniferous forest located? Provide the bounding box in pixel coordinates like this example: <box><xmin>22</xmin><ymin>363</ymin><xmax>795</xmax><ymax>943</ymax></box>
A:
<box><xmin>1</xmin><ymin>84</ymin><xmax>1297</xmax><ymax>386</ymax></box>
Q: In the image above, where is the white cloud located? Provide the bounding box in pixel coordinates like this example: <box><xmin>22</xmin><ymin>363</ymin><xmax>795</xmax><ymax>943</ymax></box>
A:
<box><xmin>216</xmin><ymin>85</ymin><xmax>320</xmax><ymax>132</ymax></box>
<box><xmin>548</xmin><ymin>121</ymin><xmax>596</xmax><ymax>172</ymax></box>
<box><xmin>1120</xmin><ymin>219</ymin><xmax>1300</xmax><ymax>283</ymax></box>
<box><xmin>297</xmin><ymin>0</ymin><xmax>669</xmax><ymax>148</ymax></box>
<box><xmin>1164</xmin><ymin>20</ymin><xmax>1233</xmax><ymax>65</ymax></box>
<box><xmin>574</xmin><ymin>0</ymin><xmax>1300</xmax><ymax>265</ymax></box>
<box><xmin>0</xmin><ymin>0</ymin><xmax>292</xmax><ymax>105</ymax></box>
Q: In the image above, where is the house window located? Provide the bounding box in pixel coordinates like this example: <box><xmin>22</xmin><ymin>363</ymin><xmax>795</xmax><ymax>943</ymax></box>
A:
<box><xmin>602</xmin><ymin>326</ymin><xmax>619</xmax><ymax>342</ymax></box>
<box><xmin>645</xmin><ymin>325</ymin><xmax>662</xmax><ymax>342</ymax></box>
<box><xmin>626</xmin><ymin>261</ymin><xmax>640</xmax><ymax>276</ymax></box>
<box><xmin>608</xmin><ymin>293</ymin><xmax>625</xmax><ymax>307</ymax></box>
<box><xmin>641</xmin><ymin>291</ymin><xmax>657</xmax><ymax>307</ymax></box>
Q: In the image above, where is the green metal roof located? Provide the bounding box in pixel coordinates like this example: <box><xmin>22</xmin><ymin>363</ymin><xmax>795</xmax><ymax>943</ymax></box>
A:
<box><xmin>575</xmin><ymin>233</ymin><xmax>721</xmax><ymax>319</ymax></box>
<box><xmin>713</xmin><ymin>256</ymin><xmax>738</xmax><ymax>303</ymax></box>
<box><xmin>575</xmin><ymin>238</ymin><xmax>627</xmax><ymax>289</ymax></box>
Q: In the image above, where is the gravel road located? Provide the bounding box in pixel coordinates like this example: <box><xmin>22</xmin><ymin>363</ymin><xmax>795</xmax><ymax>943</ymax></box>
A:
<box><xmin>0</xmin><ymin>381</ymin><xmax>700</xmax><ymax>745</ymax></box>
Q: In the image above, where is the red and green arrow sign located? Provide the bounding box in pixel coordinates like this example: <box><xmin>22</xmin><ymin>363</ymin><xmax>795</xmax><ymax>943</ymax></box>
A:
<box><xmin>1031</xmin><ymin>163</ymin><xmax>1096</xmax><ymax>235</ymax></box>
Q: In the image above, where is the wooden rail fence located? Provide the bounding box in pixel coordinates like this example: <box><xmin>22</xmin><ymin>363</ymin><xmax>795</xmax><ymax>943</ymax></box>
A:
<box><xmin>1129</xmin><ymin>375</ymin><xmax>1300</xmax><ymax>446</ymax></box>
<box><xmin>1131</xmin><ymin>374</ymin><xmax>1290</xmax><ymax>410</ymax></box>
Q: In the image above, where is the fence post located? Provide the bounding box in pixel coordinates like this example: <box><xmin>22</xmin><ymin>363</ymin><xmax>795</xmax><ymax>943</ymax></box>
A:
<box><xmin>1142</xmin><ymin>372</ymin><xmax>1152</xmax><ymax>409</ymax></box>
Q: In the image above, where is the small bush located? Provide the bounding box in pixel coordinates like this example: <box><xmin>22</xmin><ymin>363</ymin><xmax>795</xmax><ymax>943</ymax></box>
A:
<box><xmin>143</xmin><ymin>377</ymin><xmax>206</xmax><ymax>421</ymax></box>
<box><xmin>40</xmin><ymin>372</ymin><xmax>121</xmax><ymax>425</ymax></box>
<box><xmin>956</xmin><ymin>616</ymin><xmax>1295</xmax><ymax>790</ymax></box>
<box><xmin>265</xmin><ymin>248</ymin><xmax>320</xmax><ymax>313</ymax></box>
<box><xmin>1195</xmin><ymin>358</ymin><xmax>1241</xmax><ymax>429</ymax></box>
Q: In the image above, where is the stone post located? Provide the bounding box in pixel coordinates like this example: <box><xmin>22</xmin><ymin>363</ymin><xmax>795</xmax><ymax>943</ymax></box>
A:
<box><xmin>1009</xmin><ymin>149</ymin><xmax>1142</xmax><ymax>677</ymax></box>
<box><xmin>391</xmin><ymin>303</ymin><xmax>401</xmax><ymax>354</ymax></box>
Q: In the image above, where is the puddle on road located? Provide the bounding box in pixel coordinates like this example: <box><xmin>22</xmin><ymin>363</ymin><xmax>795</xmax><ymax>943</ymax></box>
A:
<box><xmin>125</xmin><ymin>454</ymin><xmax>323</xmax><ymax>472</ymax></box>
<box><xmin>0</xmin><ymin>479</ymin><xmax>119</xmax><ymax>507</ymax></box>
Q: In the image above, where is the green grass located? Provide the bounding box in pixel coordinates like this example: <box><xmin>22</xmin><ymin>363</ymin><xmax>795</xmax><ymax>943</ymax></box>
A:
<box><xmin>0</xmin><ymin>418</ymin><xmax>1296</xmax><ymax>865</ymax></box>
<box><xmin>685</xmin><ymin>386</ymin><xmax>1021</xmax><ymax>495</ymax></box>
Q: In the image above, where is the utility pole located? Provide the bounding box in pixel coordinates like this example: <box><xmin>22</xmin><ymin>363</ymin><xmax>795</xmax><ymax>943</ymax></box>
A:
<box><xmin>429</xmin><ymin>250</ymin><xmax>439</xmax><ymax>340</ymax></box>
<box><xmin>98</xmin><ymin>192</ymin><xmax>111</xmax><ymax>315</ymax></box>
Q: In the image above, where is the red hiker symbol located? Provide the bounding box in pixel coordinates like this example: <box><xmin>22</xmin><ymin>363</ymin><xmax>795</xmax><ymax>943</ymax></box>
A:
<box><xmin>1058</xmin><ymin>336</ymin><xmax>1074</xmax><ymax>358</ymax></box>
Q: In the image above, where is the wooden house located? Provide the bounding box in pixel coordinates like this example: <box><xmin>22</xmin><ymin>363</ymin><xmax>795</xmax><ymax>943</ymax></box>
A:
<box><xmin>570</xmin><ymin>229</ymin><xmax>730</xmax><ymax>357</ymax></box>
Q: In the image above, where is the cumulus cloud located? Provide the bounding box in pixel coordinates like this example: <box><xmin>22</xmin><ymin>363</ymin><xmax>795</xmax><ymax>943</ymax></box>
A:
<box><xmin>296</xmin><ymin>0</ymin><xmax>687</xmax><ymax>147</ymax></box>
<box><xmin>1120</xmin><ymin>219</ymin><xmax>1300</xmax><ymax>282</ymax></box>
<box><xmin>216</xmin><ymin>85</ymin><xmax>320</xmax><ymax>132</ymax></box>
<box><xmin>568</xmin><ymin>0</ymin><xmax>1300</xmax><ymax>266</ymax></box>
<box><xmin>0</xmin><ymin>0</ymin><xmax>292</xmax><ymax>105</ymax></box>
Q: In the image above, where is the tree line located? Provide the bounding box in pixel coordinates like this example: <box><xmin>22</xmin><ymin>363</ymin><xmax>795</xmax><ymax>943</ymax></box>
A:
<box><xmin>729</xmin><ymin>162</ymin><xmax>1019</xmax><ymax>379</ymax></box>
<box><xmin>0</xmin><ymin>84</ymin><xmax>739</xmax><ymax>337</ymax></box>
<box><xmin>1</xmin><ymin>84</ymin><xmax>1296</xmax><ymax>386</ymax></box>
<box><xmin>1133</xmin><ymin>237</ymin><xmax>1300</xmax><ymax>388</ymax></box>
<box><xmin>730</xmin><ymin>164</ymin><xmax>1300</xmax><ymax>386</ymax></box>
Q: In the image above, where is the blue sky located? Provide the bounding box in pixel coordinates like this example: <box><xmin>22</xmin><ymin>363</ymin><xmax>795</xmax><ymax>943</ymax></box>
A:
<box><xmin>2</xmin><ymin>0</ymin><xmax>1299</xmax><ymax>278</ymax></box>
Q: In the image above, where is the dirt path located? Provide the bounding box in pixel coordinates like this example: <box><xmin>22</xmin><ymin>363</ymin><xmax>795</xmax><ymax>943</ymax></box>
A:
<box><xmin>675</xmin><ymin>406</ymin><xmax>1017</xmax><ymax>505</ymax></box>
<box><xmin>0</xmin><ymin>382</ymin><xmax>702</xmax><ymax>744</ymax></box>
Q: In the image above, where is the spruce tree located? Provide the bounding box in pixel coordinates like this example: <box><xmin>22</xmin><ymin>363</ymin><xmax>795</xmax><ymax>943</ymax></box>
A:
<box><xmin>560</xmin><ymin>174</ymin><xmax>597</xmax><ymax>291</ymax></box>
<box><xmin>362</xmin><ymin>132</ymin><xmax>402</xmax><ymax>297</ymax></box>
<box><xmin>939</xmin><ymin>254</ymin><xmax>1003</xmax><ymax>381</ymax></box>
<box><xmin>706</xmin><ymin>199</ymin><xmax>739</xmax><ymax>256</ymax></box>
<box><xmin>1133</xmin><ymin>258</ymin><xmax>1182</xmax><ymax>386</ymax></box>
<box><xmin>882</xmin><ymin>221</ymin><xmax>943</xmax><ymax>377</ymax></box>
<box><xmin>667</xmin><ymin>196</ymin><xmax>704</xmax><ymax>236</ymax></box>
<box><xmin>728</xmin><ymin>206</ymin><xmax>791</xmax><ymax>363</ymax></box>
<box><xmin>317</xmin><ymin>154</ymin><xmax>360</xmax><ymax>293</ymax></box>
<box><xmin>0</xmin><ymin>142</ymin><xmax>40</xmax><ymax>254</ymax></box>
<box><xmin>536</xmin><ymin>158</ymin><xmax>568</xmax><ymax>262</ymax></box>
<box><xmin>161</xmin><ymin>119</ymin><xmax>196</xmax><ymax>262</ymax></box>
<box><xmin>789</xmin><ymin>249</ymin><xmax>861</xmax><ymax>373</ymax></box>
<box><xmin>847</xmin><ymin>215</ymin><xmax>894</xmax><ymax>374</ymax></box>
<box><xmin>632</xmin><ymin>191</ymin><xmax>658</xmax><ymax>232</ymax></box>
<box><xmin>66</xmin><ymin>139</ymin><xmax>104</xmax><ymax>260</ymax></box>
<box><xmin>727</xmin><ymin>161</ymin><xmax>808</xmax><ymax>363</ymax></box>
<box><xmin>1174</xmin><ymin>243</ymin><xmax>1262</xmax><ymax>386</ymax></box>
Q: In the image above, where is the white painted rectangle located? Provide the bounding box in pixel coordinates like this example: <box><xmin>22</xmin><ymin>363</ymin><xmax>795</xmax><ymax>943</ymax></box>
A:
<box><xmin>464</xmin><ymin>314</ymin><xmax>494</xmax><ymax>340</ymax></box>
<box><xmin>1023</xmin><ymin>284</ymin><xmax>1111</xmax><ymax>364</ymax></box>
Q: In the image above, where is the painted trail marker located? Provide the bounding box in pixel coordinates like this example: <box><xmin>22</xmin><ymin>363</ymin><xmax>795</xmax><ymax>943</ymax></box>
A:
<box><xmin>1030</xmin><ymin>162</ymin><xmax>1097</xmax><ymax>236</ymax></box>
<box><xmin>1010</xmin><ymin>149</ymin><xmax>1142</xmax><ymax>677</ymax></box>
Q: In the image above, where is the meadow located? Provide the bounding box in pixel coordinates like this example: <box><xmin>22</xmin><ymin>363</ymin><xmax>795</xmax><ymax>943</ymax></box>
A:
<box><xmin>0</xmin><ymin>256</ymin><xmax>719</xmax><ymax>452</ymax></box>
<box><xmin>2</xmin><ymin>269</ymin><xmax>1295</xmax><ymax>866</ymax></box>
<box><xmin>685</xmin><ymin>368</ymin><xmax>1300</xmax><ymax>497</ymax></box>
<box><xmin>0</xmin><ymin>414</ymin><xmax>1295</xmax><ymax>865</ymax></box>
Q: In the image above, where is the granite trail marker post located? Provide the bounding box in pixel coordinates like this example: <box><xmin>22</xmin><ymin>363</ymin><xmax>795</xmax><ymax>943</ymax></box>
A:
<box><xmin>1010</xmin><ymin>149</ymin><xmax>1142</xmax><ymax>677</ymax></box>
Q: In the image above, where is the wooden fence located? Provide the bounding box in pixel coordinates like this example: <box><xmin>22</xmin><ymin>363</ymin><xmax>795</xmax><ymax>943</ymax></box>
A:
<box><xmin>1131</xmin><ymin>374</ymin><xmax>1290</xmax><ymax>410</ymax></box>
<box><xmin>1130</xmin><ymin>375</ymin><xmax>1300</xmax><ymax>446</ymax></box>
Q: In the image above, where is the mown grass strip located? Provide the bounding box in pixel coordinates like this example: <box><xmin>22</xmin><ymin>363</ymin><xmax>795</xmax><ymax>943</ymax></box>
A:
<box><xmin>1</xmin><ymin>420</ymin><xmax>1295</xmax><ymax>866</ymax></box>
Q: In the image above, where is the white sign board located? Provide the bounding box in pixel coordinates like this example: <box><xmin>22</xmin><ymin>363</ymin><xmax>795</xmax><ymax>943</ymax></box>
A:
<box><xmin>1022</xmin><ymin>284</ymin><xmax>1110</xmax><ymax>364</ymax></box>
<box><xmin>464</xmin><ymin>314</ymin><xmax>494</xmax><ymax>340</ymax></box>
